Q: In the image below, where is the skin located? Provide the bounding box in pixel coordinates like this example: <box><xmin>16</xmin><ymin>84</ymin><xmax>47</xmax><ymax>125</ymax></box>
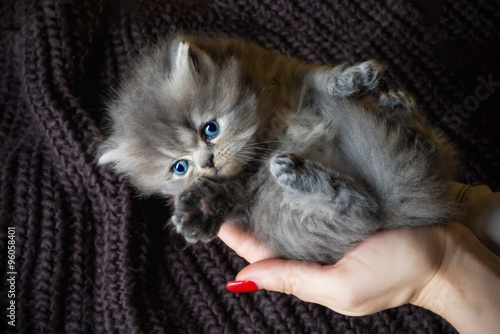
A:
<box><xmin>218</xmin><ymin>183</ymin><xmax>500</xmax><ymax>333</ymax></box>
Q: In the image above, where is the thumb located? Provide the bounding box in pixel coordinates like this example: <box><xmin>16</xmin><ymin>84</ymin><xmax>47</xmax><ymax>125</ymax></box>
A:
<box><xmin>227</xmin><ymin>258</ymin><xmax>329</xmax><ymax>303</ymax></box>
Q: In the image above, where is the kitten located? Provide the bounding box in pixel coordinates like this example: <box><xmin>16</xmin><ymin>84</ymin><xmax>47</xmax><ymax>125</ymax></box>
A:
<box><xmin>98</xmin><ymin>33</ymin><xmax>456</xmax><ymax>264</ymax></box>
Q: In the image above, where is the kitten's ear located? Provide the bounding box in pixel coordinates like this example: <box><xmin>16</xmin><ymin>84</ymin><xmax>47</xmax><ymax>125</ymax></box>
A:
<box><xmin>171</xmin><ymin>40</ymin><xmax>191</xmax><ymax>81</ymax></box>
<box><xmin>96</xmin><ymin>138</ymin><xmax>122</xmax><ymax>165</ymax></box>
<box><xmin>170</xmin><ymin>39</ymin><xmax>212</xmax><ymax>82</ymax></box>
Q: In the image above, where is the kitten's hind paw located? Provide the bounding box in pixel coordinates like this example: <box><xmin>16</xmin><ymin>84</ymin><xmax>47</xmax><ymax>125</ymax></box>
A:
<box><xmin>378</xmin><ymin>90</ymin><xmax>417</xmax><ymax>114</ymax></box>
<box><xmin>328</xmin><ymin>60</ymin><xmax>385</xmax><ymax>96</ymax></box>
<box><xmin>377</xmin><ymin>90</ymin><xmax>428</xmax><ymax>131</ymax></box>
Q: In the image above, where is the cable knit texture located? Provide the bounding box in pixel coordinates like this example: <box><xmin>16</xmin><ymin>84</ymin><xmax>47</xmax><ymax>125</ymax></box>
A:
<box><xmin>1</xmin><ymin>0</ymin><xmax>499</xmax><ymax>333</ymax></box>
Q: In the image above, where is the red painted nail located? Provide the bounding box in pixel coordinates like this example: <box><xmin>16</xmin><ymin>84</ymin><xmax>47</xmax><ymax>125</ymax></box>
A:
<box><xmin>226</xmin><ymin>280</ymin><xmax>260</xmax><ymax>293</ymax></box>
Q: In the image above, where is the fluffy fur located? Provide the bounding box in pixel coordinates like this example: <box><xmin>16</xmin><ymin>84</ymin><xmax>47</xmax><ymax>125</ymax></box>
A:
<box><xmin>98</xmin><ymin>33</ymin><xmax>457</xmax><ymax>264</ymax></box>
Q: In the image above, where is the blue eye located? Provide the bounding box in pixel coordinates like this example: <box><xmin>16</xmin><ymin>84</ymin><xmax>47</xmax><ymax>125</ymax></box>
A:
<box><xmin>203</xmin><ymin>121</ymin><xmax>220</xmax><ymax>139</ymax></box>
<box><xmin>172</xmin><ymin>160</ymin><xmax>189</xmax><ymax>175</ymax></box>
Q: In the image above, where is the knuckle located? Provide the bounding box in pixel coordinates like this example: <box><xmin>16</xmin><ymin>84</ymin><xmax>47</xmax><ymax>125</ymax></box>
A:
<box><xmin>278</xmin><ymin>275</ymin><xmax>300</xmax><ymax>296</ymax></box>
<box><xmin>276</xmin><ymin>263</ymin><xmax>305</xmax><ymax>296</ymax></box>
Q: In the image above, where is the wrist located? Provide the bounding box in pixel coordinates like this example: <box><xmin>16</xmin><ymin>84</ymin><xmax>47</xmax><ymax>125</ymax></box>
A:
<box><xmin>413</xmin><ymin>223</ymin><xmax>500</xmax><ymax>333</ymax></box>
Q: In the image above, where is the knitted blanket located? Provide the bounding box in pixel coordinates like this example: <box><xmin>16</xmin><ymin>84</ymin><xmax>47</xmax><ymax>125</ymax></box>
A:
<box><xmin>1</xmin><ymin>0</ymin><xmax>499</xmax><ymax>333</ymax></box>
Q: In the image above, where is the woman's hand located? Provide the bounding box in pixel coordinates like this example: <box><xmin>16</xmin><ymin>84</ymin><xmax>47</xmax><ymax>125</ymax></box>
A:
<box><xmin>219</xmin><ymin>221</ymin><xmax>500</xmax><ymax>333</ymax></box>
<box><xmin>219</xmin><ymin>222</ymin><xmax>446</xmax><ymax>315</ymax></box>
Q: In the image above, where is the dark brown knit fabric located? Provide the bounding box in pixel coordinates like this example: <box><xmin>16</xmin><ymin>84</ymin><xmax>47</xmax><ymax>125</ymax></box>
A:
<box><xmin>1</xmin><ymin>0</ymin><xmax>499</xmax><ymax>333</ymax></box>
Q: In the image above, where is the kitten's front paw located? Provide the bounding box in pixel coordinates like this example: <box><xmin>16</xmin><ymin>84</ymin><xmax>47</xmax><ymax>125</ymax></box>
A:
<box><xmin>328</xmin><ymin>60</ymin><xmax>385</xmax><ymax>96</ymax></box>
<box><xmin>170</xmin><ymin>180</ymin><xmax>222</xmax><ymax>243</ymax></box>
<box><xmin>270</xmin><ymin>154</ymin><xmax>328</xmax><ymax>193</ymax></box>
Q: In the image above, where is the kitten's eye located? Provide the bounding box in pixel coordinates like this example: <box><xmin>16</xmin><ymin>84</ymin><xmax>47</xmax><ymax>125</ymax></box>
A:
<box><xmin>203</xmin><ymin>120</ymin><xmax>220</xmax><ymax>139</ymax></box>
<box><xmin>172</xmin><ymin>160</ymin><xmax>189</xmax><ymax>175</ymax></box>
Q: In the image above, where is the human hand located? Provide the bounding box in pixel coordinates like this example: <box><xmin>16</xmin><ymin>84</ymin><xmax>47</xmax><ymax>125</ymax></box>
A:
<box><xmin>219</xmin><ymin>221</ymin><xmax>500</xmax><ymax>333</ymax></box>
<box><xmin>219</xmin><ymin>222</ymin><xmax>449</xmax><ymax>316</ymax></box>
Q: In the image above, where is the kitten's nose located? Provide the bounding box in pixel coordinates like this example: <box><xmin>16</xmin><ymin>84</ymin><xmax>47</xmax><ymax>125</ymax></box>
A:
<box><xmin>202</xmin><ymin>155</ymin><xmax>214</xmax><ymax>169</ymax></box>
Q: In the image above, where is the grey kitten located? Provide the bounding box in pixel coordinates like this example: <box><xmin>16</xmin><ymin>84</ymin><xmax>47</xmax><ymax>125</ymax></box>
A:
<box><xmin>98</xmin><ymin>34</ymin><xmax>456</xmax><ymax>264</ymax></box>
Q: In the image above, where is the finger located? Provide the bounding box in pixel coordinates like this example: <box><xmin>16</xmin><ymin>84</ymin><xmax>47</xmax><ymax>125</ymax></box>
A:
<box><xmin>233</xmin><ymin>258</ymin><xmax>341</xmax><ymax>309</ymax></box>
<box><xmin>230</xmin><ymin>255</ymin><xmax>405</xmax><ymax>316</ymax></box>
<box><xmin>217</xmin><ymin>223</ymin><xmax>274</xmax><ymax>263</ymax></box>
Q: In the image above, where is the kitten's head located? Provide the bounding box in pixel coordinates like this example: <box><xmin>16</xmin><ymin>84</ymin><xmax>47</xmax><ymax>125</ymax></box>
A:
<box><xmin>97</xmin><ymin>37</ymin><xmax>259</xmax><ymax>196</ymax></box>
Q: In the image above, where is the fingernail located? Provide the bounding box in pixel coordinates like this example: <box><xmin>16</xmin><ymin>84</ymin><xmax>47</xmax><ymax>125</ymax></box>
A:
<box><xmin>226</xmin><ymin>280</ymin><xmax>261</xmax><ymax>293</ymax></box>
